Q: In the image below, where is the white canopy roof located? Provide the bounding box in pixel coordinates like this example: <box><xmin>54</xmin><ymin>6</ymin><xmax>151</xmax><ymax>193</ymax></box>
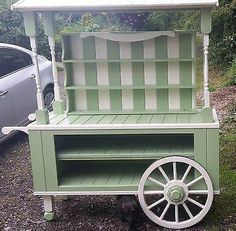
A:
<box><xmin>12</xmin><ymin>0</ymin><xmax>219</xmax><ymax>12</ymax></box>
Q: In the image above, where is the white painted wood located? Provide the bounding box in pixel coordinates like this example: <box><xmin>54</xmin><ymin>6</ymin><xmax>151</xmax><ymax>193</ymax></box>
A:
<box><xmin>71</xmin><ymin>35</ymin><xmax>84</xmax><ymax>59</ymax></box>
<box><xmin>145</xmin><ymin>89</ymin><xmax>157</xmax><ymax>110</ymax></box>
<box><xmin>120</xmin><ymin>42</ymin><xmax>132</xmax><ymax>86</ymax></box>
<box><xmin>168</xmin><ymin>62</ymin><xmax>180</xmax><ymax>84</ymax></box>
<box><xmin>75</xmin><ymin>90</ymin><xmax>87</xmax><ymax>111</ymax></box>
<box><xmin>28</xmin><ymin>113</ymin><xmax>36</xmax><ymax>121</ymax></box>
<box><xmin>1</xmin><ymin>126</ymin><xmax>29</xmax><ymax>135</ymax></box>
<box><xmin>169</xmin><ymin>89</ymin><xmax>180</xmax><ymax>110</ymax></box>
<box><xmin>30</xmin><ymin>36</ymin><xmax>44</xmax><ymax>110</ymax></box>
<box><xmin>143</xmin><ymin>39</ymin><xmax>156</xmax><ymax>58</ymax></box>
<box><xmin>167</xmin><ymin>34</ymin><xmax>179</xmax><ymax>58</ymax></box>
<box><xmin>98</xmin><ymin>90</ymin><xmax>110</xmax><ymax>110</ymax></box>
<box><xmin>73</xmin><ymin>63</ymin><xmax>86</xmax><ymax>85</ymax></box>
<box><xmin>122</xmin><ymin>90</ymin><xmax>133</xmax><ymax>110</ymax></box>
<box><xmin>144</xmin><ymin>63</ymin><xmax>156</xmax><ymax>85</ymax></box>
<box><xmin>81</xmin><ymin>32</ymin><xmax>175</xmax><ymax>42</ymax></box>
<box><xmin>34</xmin><ymin>190</ymin><xmax>220</xmax><ymax>196</ymax></box>
<box><xmin>12</xmin><ymin>0</ymin><xmax>219</xmax><ymax>11</ymax></box>
<box><xmin>48</xmin><ymin>36</ymin><xmax>61</xmax><ymax>101</ymax></box>
<box><xmin>97</xmin><ymin>63</ymin><xmax>109</xmax><ymax>85</ymax></box>
<box><xmin>203</xmin><ymin>34</ymin><xmax>210</xmax><ymax>107</ymax></box>
<box><xmin>43</xmin><ymin>195</ymin><xmax>54</xmax><ymax>212</ymax></box>
<box><xmin>144</xmin><ymin>39</ymin><xmax>156</xmax><ymax>85</ymax></box>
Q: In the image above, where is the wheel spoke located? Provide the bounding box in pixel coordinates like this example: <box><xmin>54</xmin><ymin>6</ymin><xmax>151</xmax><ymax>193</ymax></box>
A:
<box><xmin>173</xmin><ymin>162</ymin><xmax>177</xmax><ymax>180</ymax></box>
<box><xmin>148</xmin><ymin>177</ymin><xmax>165</xmax><ymax>187</ymax></box>
<box><xmin>188</xmin><ymin>197</ymin><xmax>205</xmax><ymax>209</ymax></box>
<box><xmin>158</xmin><ymin>166</ymin><xmax>170</xmax><ymax>182</ymax></box>
<box><xmin>183</xmin><ymin>202</ymin><xmax>193</xmax><ymax>219</ymax></box>
<box><xmin>144</xmin><ymin>190</ymin><xmax>164</xmax><ymax>195</ymax></box>
<box><xmin>175</xmin><ymin>205</ymin><xmax>179</xmax><ymax>223</ymax></box>
<box><xmin>160</xmin><ymin>202</ymin><xmax>170</xmax><ymax>220</ymax></box>
<box><xmin>187</xmin><ymin>175</ymin><xmax>204</xmax><ymax>187</ymax></box>
<box><xmin>148</xmin><ymin>197</ymin><xmax>166</xmax><ymax>210</ymax></box>
<box><xmin>181</xmin><ymin>165</ymin><xmax>192</xmax><ymax>182</ymax></box>
<box><xmin>189</xmin><ymin>190</ymin><xmax>209</xmax><ymax>195</ymax></box>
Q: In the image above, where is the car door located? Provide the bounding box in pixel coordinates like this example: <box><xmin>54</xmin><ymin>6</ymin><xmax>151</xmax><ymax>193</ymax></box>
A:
<box><xmin>0</xmin><ymin>55</ymin><xmax>15</xmax><ymax>140</ymax></box>
<box><xmin>0</xmin><ymin>47</ymin><xmax>37</xmax><ymax>126</ymax></box>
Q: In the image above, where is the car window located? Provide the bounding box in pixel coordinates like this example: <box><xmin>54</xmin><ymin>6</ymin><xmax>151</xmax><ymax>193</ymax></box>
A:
<box><xmin>0</xmin><ymin>48</ymin><xmax>33</xmax><ymax>78</ymax></box>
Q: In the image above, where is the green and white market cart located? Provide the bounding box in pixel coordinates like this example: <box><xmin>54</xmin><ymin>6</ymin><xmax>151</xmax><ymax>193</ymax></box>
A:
<box><xmin>3</xmin><ymin>0</ymin><xmax>219</xmax><ymax>229</ymax></box>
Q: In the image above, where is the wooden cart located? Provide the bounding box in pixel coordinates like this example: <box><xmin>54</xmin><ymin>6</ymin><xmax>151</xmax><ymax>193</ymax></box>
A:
<box><xmin>3</xmin><ymin>0</ymin><xmax>219</xmax><ymax>229</ymax></box>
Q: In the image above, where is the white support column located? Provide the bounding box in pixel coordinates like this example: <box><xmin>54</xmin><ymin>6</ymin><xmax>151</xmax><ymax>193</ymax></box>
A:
<box><xmin>203</xmin><ymin>34</ymin><xmax>210</xmax><ymax>107</ymax></box>
<box><xmin>48</xmin><ymin>36</ymin><xmax>61</xmax><ymax>101</ymax></box>
<box><xmin>30</xmin><ymin>36</ymin><xmax>44</xmax><ymax>110</ymax></box>
<box><xmin>43</xmin><ymin>195</ymin><xmax>55</xmax><ymax>212</ymax></box>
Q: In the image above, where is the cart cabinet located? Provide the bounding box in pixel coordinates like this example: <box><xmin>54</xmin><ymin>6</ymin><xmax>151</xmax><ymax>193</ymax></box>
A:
<box><xmin>4</xmin><ymin>0</ymin><xmax>219</xmax><ymax>229</ymax></box>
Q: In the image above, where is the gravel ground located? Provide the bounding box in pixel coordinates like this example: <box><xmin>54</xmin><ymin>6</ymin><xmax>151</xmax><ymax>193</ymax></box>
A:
<box><xmin>1</xmin><ymin>72</ymin><xmax>236</xmax><ymax>231</ymax></box>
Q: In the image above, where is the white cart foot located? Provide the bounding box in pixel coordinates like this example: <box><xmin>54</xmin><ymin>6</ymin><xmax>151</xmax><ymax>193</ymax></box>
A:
<box><xmin>43</xmin><ymin>195</ymin><xmax>55</xmax><ymax>221</ymax></box>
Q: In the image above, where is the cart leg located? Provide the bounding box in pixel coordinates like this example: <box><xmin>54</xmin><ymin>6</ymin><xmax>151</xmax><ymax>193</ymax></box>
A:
<box><xmin>43</xmin><ymin>195</ymin><xmax>55</xmax><ymax>221</ymax></box>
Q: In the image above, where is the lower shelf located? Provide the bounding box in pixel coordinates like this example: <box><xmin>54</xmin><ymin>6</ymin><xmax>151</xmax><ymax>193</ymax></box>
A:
<box><xmin>58</xmin><ymin>160</ymin><xmax>152</xmax><ymax>191</ymax></box>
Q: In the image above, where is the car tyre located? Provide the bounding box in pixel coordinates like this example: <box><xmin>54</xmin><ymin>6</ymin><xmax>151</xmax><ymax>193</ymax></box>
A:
<box><xmin>43</xmin><ymin>85</ymin><xmax>54</xmax><ymax>111</ymax></box>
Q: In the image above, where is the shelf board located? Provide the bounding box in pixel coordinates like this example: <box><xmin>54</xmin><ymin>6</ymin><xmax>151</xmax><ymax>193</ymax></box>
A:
<box><xmin>65</xmin><ymin>84</ymin><xmax>195</xmax><ymax>90</ymax></box>
<box><xmin>63</xmin><ymin>58</ymin><xmax>196</xmax><ymax>63</ymax></box>
<box><xmin>56</xmin><ymin>134</ymin><xmax>194</xmax><ymax>161</ymax></box>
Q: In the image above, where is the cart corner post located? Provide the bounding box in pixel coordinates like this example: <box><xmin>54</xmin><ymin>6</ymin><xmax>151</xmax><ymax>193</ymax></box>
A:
<box><xmin>23</xmin><ymin>11</ymin><xmax>49</xmax><ymax>124</ymax></box>
<box><xmin>42</xmin><ymin>12</ymin><xmax>65</xmax><ymax>115</ymax></box>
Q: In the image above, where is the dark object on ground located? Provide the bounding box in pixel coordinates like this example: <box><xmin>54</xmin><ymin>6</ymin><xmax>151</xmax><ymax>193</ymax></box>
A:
<box><xmin>117</xmin><ymin>195</ymin><xmax>139</xmax><ymax>231</ymax></box>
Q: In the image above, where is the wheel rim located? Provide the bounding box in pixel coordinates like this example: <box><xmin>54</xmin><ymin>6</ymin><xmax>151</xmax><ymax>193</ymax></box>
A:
<box><xmin>138</xmin><ymin>156</ymin><xmax>213</xmax><ymax>229</ymax></box>
<box><xmin>44</xmin><ymin>92</ymin><xmax>54</xmax><ymax>111</ymax></box>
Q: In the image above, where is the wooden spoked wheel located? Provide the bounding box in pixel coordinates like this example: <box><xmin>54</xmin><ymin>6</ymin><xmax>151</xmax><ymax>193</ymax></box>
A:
<box><xmin>138</xmin><ymin>156</ymin><xmax>213</xmax><ymax>229</ymax></box>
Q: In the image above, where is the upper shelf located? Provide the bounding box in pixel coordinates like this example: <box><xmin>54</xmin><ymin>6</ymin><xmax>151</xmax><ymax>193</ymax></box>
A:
<box><xmin>12</xmin><ymin>0</ymin><xmax>219</xmax><ymax>12</ymax></box>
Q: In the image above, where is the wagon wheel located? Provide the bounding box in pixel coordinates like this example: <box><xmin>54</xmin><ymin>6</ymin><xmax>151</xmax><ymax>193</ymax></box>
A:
<box><xmin>138</xmin><ymin>156</ymin><xmax>213</xmax><ymax>229</ymax></box>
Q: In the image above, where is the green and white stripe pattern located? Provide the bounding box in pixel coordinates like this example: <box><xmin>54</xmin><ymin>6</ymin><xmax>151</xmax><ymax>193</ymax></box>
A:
<box><xmin>63</xmin><ymin>31</ymin><xmax>196</xmax><ymax>113</ymax></box>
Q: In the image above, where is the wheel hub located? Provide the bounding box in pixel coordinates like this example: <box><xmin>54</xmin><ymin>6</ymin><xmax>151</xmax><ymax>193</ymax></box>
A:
<box><xmin>168</xmin><ymin>186</ymin><xmax>185</xmax><ymax>203</ymax></box>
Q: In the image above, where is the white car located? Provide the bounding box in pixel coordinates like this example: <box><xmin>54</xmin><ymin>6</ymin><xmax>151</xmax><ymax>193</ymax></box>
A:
<box><xmin>0</xmin><ymin>43</ymin><xmax>54</xmax><ymax>141</ymax></box>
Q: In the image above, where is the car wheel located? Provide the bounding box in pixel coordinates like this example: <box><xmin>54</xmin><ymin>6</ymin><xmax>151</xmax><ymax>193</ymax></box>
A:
<box><xmin>43</xmin><ymin>85</ymin><xmax>54</xmax><ymax>111</ymax></box>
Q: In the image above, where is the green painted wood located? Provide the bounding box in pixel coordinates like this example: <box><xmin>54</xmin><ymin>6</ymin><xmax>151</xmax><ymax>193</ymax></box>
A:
<box><xmin>150</xmin><ymin>114</ymin><xmax>165</xmax><ymax>123</ymax></box>
<box><xmin>176</xmin><ymin>114</ymin><xmax>190</xmax><ymax>123</ymax></box>
<box><xmin>63</xmin><ymin>58</ymin><xmax>196</xmax><ymax>63</ymax></box>
<box><xmin>49</xmin><ymin>114</ymin><xmax>67</xmax><ymax>125</ymax></box>
<box><xmin>41</xmin><ymin>132</ymin><xmax>58</xmax><ymax>191</ymax></box>
<box><xmin>53</xmin><ymin>100</ymin><xmax>65</xmax><ymax>114</ymax></box>
<box><xmin>133</xmin><ymin>90</ymin><xmax>145</xmax><ymax>111</ymax></box>
<box><xmin>107</xmin><ymin>40</ymin><xmax>120</xmax><ymax>59</ymax></box>
<box><xmin>156</xmin><ymin>62</ymin><xmax>168</xmax><ymax>85</ymax></box>
<box><xmin>108</xmin><ymin>63</ymin><xmax>121</xmax><ymax>86</ymax></box>
<box><xmin>84</xmin><ymin>63</ymin><xmax>97</xmax><ymax>86</ymax></box>
<box><xmin>131</xmin><ymin>41</ymin><xmax>143</xmax><ymax>59</ymax></box>
<box><xmin>42</xmin><ymin>12</ymin><xmax>55</xmax><ymax>36</ymax></box>
<box><xmin>180</xmin><ymin>61</ymin><xmax>192</xmax><ymax>85</ymax></box>
<box><xmin>23</xmin><ymin>12</ymin><xmax>38</xmax><ymax>37</ymax></box>
<box><xmin>111</xmin><ymin>114</ymin><xmax>128</xmax><ymax>124</ymax></box>
<box><xmin>194</xmin><ymin>129</ymin><xmax>207</xmax><ymax>169</ymax></box>
<box><xmin>190</xmin><ymin>113</ymin><xmax>202</xmax><ymax>123</ymax></box>
<box><xmin>156</xmin><ymin>89</ymin><xmax>169</xmax><ymax>111</ymax></box>
<box><xmin>180</xmin><ymin>89</ymin><xmax>193</xmax><ymax>111</ymax></box>
<box><xmin>201</xmin><ymin>8</ymin><xmax>212</xmax><ymax>34</ymax></box>
<box><xmin>132</xmin><ymin>63</ymin><xmax>144</xmax><ymax>86</ymax></box>
<box><xmin>63</xmin><ymin>36</ymin><xmax>72</xmax><ymax>61</ymax></box>
<box><xmin>138</xmin><ymin>115</ymin><xmax>152</xmax><ymax>124</ymax></box>
<box><xmin>72</xmin><ymin>115</ymin><xmax>91</xmax><ymax>124</ymax></box>
<box><xmin>164</xmin><ymin>114</ymin><xmax>177</xmax><ymax>123</ymax></box>
<box><xmin>207</xmin><ymin>129</ymin><xmax>219</xmax><ymax>191</ymax></box>
<box><xmin>35</xmin><ymin>109</ymin><xmax>49</xmax><ymax>125</ymax></box>
<box><xmin>28</xmin><ymin>131</ymin><xmax>46</xmax><ymax>191</ymax></box>
<box><xmin>123</xmin><ymin>115</ymin><xmax>141</xmax><ymax>124</ymax></box>
<box><xmin>86</xmin><ymin>90</ymin><xmax>99</xmax><ymax>111</ymax></box>
<box><xmin>179</xmin><ymin>33</ymin><xmax>192</xmax><ymax>58</ymax></box>
<box><xmin>66</xmin><ymin>90</ymin><xmax>76</xmax><ymax>113</ymax></box>
<box><xmin>58</xmin><ymin>115</ymin><xmax>78</xmax><ymax>125</ymax></box>
<box><xmin>202</xmin><ymin>107</ymin><xmax>214</xmax><ymax>122</ymax></box>
<box><xmin>83</xmin><ymin>37</ymin><xmax>96</xmax><ymax>59</ymax></box>
<box><xmin>155</xmin><ymin>36</ymin><xmax>167</xmax><ymax>59</ymax></box>
<box><xmin>98</xmin><ymin>115</ymin><xmax>117</xmax><ymax>124</ymax></box>
<box><xmin>110</xmin><ymin>90</ymin><xmax>122</xmax><ymax>110</ymax></box>
<box><xmin>85</xmin><ymin>115</ymin><xmax>105</xmax><ymax>124</ymax></box>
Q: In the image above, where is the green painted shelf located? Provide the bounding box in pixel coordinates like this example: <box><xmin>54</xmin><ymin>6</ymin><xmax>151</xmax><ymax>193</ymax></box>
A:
<box><xmin>65</xmin><ymin>84</ymin><xmax>195</xmax><ymax>90</ymax></box>
<box><xmin>63</xmin><ymin>58</ymin><xmax>196</xmax><ymax>63</ymax></box>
